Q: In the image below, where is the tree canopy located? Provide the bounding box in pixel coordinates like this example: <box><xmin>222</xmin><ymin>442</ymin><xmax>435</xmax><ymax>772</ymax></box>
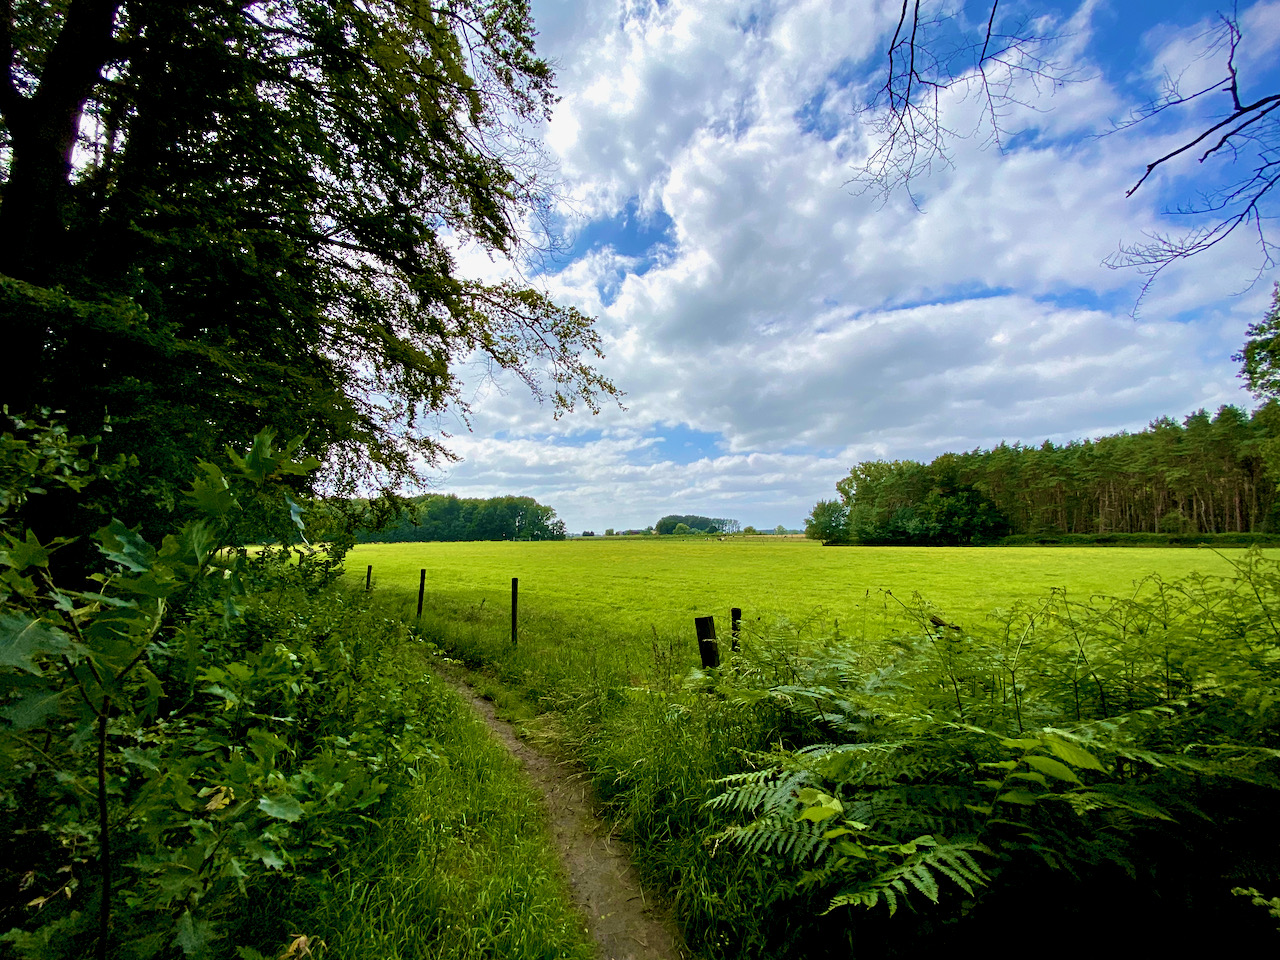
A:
<box><xmin>817</xmin><ymin>404</ymin><xmax>1280</xmax><ymax>546</ymax></box>
<box><xmin>654</xmin><ymin>514</ymin><xmax>739</xmax><ymax>535</ymax></box>
<box><xmin>356</xmin><ymin>493</ymin><xmax>566</xmax><ymax>542</ymax></box>
<box><xmin>0</xmin><ymin>0</ymin><xmax>617</xmax><ymax>527</ymax></box>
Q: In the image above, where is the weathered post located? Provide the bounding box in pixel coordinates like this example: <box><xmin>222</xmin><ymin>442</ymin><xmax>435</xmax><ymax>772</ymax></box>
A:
<box><xmin>365</xmin><ymin>564</ymin><xmax>372</xmax><ymax>592</ymax></box>
<box><xmin>731</xmin><ymin>607</ymin><xmax>742</xmax><ymax>651</ymax></box>
<box><xmin>695</xmin><ymin>616</ymin><xmax>720</xmax><ymax>668</ymax></box>
<box><xmin>417</xmin><ymin>569</ymin><xmax>426</xmax><ymax>619</ymax></box>
<box><xmin>511</xmin><ymin>577</ymin><xmax>518</xmax><ymax>646</ymax></box>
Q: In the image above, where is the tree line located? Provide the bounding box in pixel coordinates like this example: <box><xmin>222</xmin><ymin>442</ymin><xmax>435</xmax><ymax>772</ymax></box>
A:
<box><xmin>356</xmin><ymin>494</ymin><xmax>566</xmax><ymax>543</ymax></box>
<box><xmin>655</xmin><ymin>514</ymin><xmax>741</xmax><ymax>535</ymax></box>
<box><xmin>807</xmin><ymin>403</ymin><xmax>1280</xmax><ymax>545</ymax></box>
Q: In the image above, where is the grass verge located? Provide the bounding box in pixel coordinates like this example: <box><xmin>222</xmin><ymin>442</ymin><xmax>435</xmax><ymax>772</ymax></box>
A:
<box><xmin>239</xmin><ymin>641</ymin><xmax>595</xmax><ymax>960</ymax></box>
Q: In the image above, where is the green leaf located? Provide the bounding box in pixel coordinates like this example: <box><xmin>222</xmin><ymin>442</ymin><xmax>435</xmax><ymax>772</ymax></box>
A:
<box><xmin>187</xmin><ymin>464</ymin><xmax>238</xmax><ymax>518</ymax></box>
<box><xmin>1043</xmin><ymin>735</ymin><xmax>1106</xmax><ymax>772</ymax></box>
<box><xmin>0</xmin><ymin>612</ymin><xmax>75</xmax><ymax>674</ymax></box>
<box><xmin>96</xmin><ymin>519</ymin><xmax>155</xmax><ymax>572</ymax></box>
<box><xmin>174</xmin><ymin>909</ymin><xmax>215</xmax><ymax>957</ymax></box>
<box><xmin>1</xmin><ymin>684</ymin><xmax>65</xmax><ymax>729</ymax></box>
<box><xmin>286</xmin><ymin>495</ymin><xmax>307</xmax><ymax>539</ymax></box>
<box><xmin>6</xmin><ymin>530</ymin><xmax>51</xmax><ymax>571</ymax></box>
<box><xmin>1024</xmin><ymin>754</ymin><xmax>1082</xmax><ymax>783</ymax></box>
<box><xmin>258</xmin><ymin>794</ymin><xmax>304</xmax><ymax>822</ymax></box>
<box><xmin>996</xmin><ymin>790</ymin><xmax>1042</xmax><ymax>806</ymax></box>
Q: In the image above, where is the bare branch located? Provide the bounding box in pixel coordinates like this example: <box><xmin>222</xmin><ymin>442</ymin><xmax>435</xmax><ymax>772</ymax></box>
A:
<box><xmin>855</xmin><ymin>4</ymin><xmax>1280</xmax><ymax>290</ymax></box>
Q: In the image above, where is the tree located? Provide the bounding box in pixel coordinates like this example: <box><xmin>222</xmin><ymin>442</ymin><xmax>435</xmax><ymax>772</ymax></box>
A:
<box><xmin>0</xmin><ymin>0</ymin><xmax>617</xmax><ymax>525</ymax></box>
<box><xmin>804</xmin><ymin>499</ymin><xmax>850</xmax><ymax>544</ymax></box>
<box><xmin>1237</xmin><ymin>283</ymin><xmax>1280</xmax><ymax>399</ymax></box>
<box><xmin>858</xmin><ymin>2</ymin><xmax>1278</xmax><ymax>290</ymax></box>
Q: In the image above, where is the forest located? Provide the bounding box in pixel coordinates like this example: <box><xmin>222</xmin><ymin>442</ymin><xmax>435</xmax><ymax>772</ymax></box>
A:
<box><xmin>355</xmin><ymin>494</ymin><xmax>567</xmax><ymax>543</ymax></box>
<box><xmin>807</xmin><ymin>403</ymin><xmax>1280</xmax><ymax>545</ymax></box>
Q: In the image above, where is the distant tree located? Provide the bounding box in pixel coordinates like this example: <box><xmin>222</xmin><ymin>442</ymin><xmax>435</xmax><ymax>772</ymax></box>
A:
<box><xmin>673</xmin><ymin>523</ymin><xmax>692</xmax><ymax>535</ymax></box>
<box><xmin>805</xmin><ymin>500</ymin><xmax>851</xmax><ymax>544</ymax></box>
<box><xmin>656</xmin><ymin>514</ymin><xmax>723</xmax><ymax>535</ymax></box>
<box><xmin>774</xmin><ymin>525</ymin><xmax>787</xmax><ymax>535</ymax></box>
<box><xmin>744</xmin><ymin>525</ymin><xmax>758</xmax><ymax>535</ymax></box>
<box><xmin>605</xmin><ymin>528</ymin><xmax>615</xmax><ymax>536</ymax></box>
<box><xmin>1237</xmin><ymin>284</ymin><xmax>1280</xmax><ymax>400</ymax></box>
<box><xmin>582</xmin><ymin>530</ymin><xmax>595</xmax><ymax>537</ymax></box>
<box><xmin>357</xmin><ymin>494</ymin><xmax>566</xmax><ymax>542</ymax></box>
<box><xmin>827</xmin><ymin>404</ymin><xmax>1278</xmax><ymax>541</ymax></box>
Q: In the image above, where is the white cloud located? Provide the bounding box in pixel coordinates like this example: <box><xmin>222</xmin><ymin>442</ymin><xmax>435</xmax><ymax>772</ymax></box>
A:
<box><xmin>417</xmin><ymin>0</ymin><xmax>1278</xmax><ymax>531</ymax></box>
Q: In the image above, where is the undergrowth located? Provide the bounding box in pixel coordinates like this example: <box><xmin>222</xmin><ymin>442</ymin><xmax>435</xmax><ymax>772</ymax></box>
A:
<box><xmin>417</xmin><ymin>551</ymin><xmax>1280</xmax><ymax>958</ymax></box>
<box><xmin>0</xmin><ymin>418</ymin><xmax>592</xmax><ymax>960</ymax></box>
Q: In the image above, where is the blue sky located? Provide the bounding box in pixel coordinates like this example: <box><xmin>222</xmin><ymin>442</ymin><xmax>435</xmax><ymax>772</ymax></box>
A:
<box><xmin>439</xmin><ymin>0</ymin><xmax>1280</xmax><ymax>533</ymax></box>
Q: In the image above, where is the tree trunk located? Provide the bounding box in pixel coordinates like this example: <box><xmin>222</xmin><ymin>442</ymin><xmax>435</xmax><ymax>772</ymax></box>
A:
<box><xmin>0</xmin><ymin>0</ymin><xmax>123</xmax><ymax>412</ymax></box>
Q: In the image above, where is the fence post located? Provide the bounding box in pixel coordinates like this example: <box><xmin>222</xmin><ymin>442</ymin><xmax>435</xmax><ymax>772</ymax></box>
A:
<box><xmin>695</xmin><ymin>615</ymin><xmax>720</xmax><ymax>668</ymax></box>
<box><xmin>417</xmin><ymin>569</ymin><xmax>426</xmax><ymax>619</ymax></box>
<box><xmin>365</xmin><ymin>564</ymin><xmax>372</xmax><ymax>592</ymax></box>
<box><xmin>511</xmin><ymin>577</ymin><xmax>518</xmax><ymax>646</ymax></box>
<box><xmin>731</xmin><ymin>607</ymin><xmax>742</xmax><ymax>651</ymax></box>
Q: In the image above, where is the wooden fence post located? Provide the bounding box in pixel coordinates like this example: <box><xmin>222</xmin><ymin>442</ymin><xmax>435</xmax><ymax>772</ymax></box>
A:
<box><xmin>417</xmin><ymin>569</ymin><xmax>426</xmax><ymax>619</ymax></box>
<box><xmin>695</xmin><ymin>615</ymin><xmax>720</xmax><ymax>668</ymax></box>
<box><xmin>731</xmin><ymin>607</ymin><xmax>742</xmax><ymax>651</ymax></box>
<box><xmin>365</xmin><ymin>564</ymin><xmax>372</xmax><ymax>592</ymax></box>
<box><xmin>511</xmin><ymin>577</ymin><xmax>518</xmax><ymax>646</ymax></box>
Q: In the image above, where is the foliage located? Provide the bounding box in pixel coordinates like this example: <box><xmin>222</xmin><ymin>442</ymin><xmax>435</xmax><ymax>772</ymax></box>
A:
<box><xmin>0</xmin><ymin>0</ymin><xmax>617</xmax><ymax>517</ymax></box>
<box><xmin>829</xmin><ymin>404</ymin><xmax>1277</xmax><ymax>544</ymax></box>
<box><xmin>257</xmin><ymin>658</ymin><xmax>595</xmax><ymax>960</ymax></box>
<box><xmin>0</xmin><ymin>419</ymin><xmax>434</xmax><ymax>959</ymax></box>
<box><xmin>655</xmin><ymin>515</ymin><xmax>737</xmax><ymax>535</ymax></box>
<box><xmin>706</xmin><ymin>553</ymin><xmax>1280</xmax><ymax>951</ymax></box>
<box><xmin>804</xmin><ymin>499</ymin><xmax>850</xmax><ymax>544</ymax></box>
<box><xmin>1238</xmin><ymin>284</ymin><xmax>1280</xmax><ymax>400</ymax></box>
<box><xmin>397</xmin><ymin>533</ymin><xmax>1280</xmax><ymax>957</ymax></box>
<box><xmin>355</xmin><ymin>493</ymin><xmax>566</xmax><ymax>543</ymax></box>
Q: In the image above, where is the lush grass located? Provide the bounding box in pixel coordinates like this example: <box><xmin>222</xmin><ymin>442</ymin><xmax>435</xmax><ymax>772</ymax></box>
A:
<box><xmin>341</xmin><ymin>539</ymin><xmax>1279</xmax><ymax>960</ymax></box>
<box><xmin>345</xmin><ymin>538</ymin><xmax>1253</xmax><ymax>655</ymax></box>
<box><xmin>243</xmin><ymin>650</ymin><xmax>595</xmax><ymax>960</ymax></box>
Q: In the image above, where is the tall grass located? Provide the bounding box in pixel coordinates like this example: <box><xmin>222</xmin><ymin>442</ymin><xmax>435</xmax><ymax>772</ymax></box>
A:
<box><xmin>392</xmin><ymin>544</ymin><xmax>1280</xmax><ymax>958</ymax></box>
<box><xmin>238</xmin><ymin>634</ymin><xmax>594</xmax><ymax>960</ymax></box>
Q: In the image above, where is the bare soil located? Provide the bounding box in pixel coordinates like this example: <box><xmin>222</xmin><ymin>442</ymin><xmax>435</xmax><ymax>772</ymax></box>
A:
<box><xmin>441</xmin><ymin>675</ymin><xmax>692</xmax><ymax>960</ymax></box>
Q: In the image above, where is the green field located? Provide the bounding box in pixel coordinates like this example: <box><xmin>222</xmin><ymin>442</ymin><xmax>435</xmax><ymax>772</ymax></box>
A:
<box><xmin>344</xmin><ymin>537</ymin><xmax>1254</xmax><ymax>645</ymax></box>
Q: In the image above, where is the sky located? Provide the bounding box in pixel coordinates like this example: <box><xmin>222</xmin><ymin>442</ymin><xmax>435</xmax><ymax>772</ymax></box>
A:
<box><xmin>432</xmin><ymin>0</ymin><xmax>1280</xmax><ymax>534</ymax></box>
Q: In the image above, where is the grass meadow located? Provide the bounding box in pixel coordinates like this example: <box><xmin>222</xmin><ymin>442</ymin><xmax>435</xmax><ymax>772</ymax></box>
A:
<box><xmin>339</xmin><ymin>538</ymin><xmax>1280</xmax><ymax>959</ymax></box>
<box><xmin>344</xmin><ymin>537</ymin><xmax>1251</xmax><ymax>658</ymax></box>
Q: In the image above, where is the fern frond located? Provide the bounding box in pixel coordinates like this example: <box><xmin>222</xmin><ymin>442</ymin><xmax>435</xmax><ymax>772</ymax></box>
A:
<box><xmin>822</xmin><ymin>841</ymin><xmax>989</xmax><ymax>916</ymax></box>
<box><xmin>716</xmin><ymin>814</ymin><xmax>831</xmax><ymax>862</ymax></box>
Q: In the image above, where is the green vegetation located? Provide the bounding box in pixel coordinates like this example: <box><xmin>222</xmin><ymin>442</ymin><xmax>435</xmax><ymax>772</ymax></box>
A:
<box><xmin>356</xmin><ymin>494</ymin><xmax>567</xmax><ymax>543</ymax></box>
<box><xmin>345</xmin><ymin>537</ymin><xmax>1249</xmax><ymax>646</ymax></box>
<box><xmin>362</xmin><ymin>538</ymin><xmax>1280</xmax><ymax>958</ymax></box>
<box><xmin>0</xmin><ymin>0</ymin><xmax>615</xmax><ymax>528</ymax></box>
<box><xmin>0</xmin><ymin>419</ymin><xmax>591</xmax><ymax>960</ymax></box>
<box><xmin>269</xmin><ymin>669</ymin><xmax>595</xmax><ymax>960</ymax></box>
<box><xmin>809</xmin><ymin>404</ymin><xmax>1280</xmax><ymax>546</ymax></box>
<box><xmin>656</xmin><ymin>515</ymin><xmax>740</xmax><ymax>535</ymax></box>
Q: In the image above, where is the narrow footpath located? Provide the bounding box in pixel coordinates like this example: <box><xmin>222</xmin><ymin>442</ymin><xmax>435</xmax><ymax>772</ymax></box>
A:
<box><xmin>441</xmin><ymin>676</ymin><xmax>691</xmax><ymax>960</ymax></box>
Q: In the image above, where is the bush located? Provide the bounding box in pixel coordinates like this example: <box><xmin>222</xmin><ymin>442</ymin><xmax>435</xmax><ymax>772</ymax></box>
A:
<box><xmin>0</xmin><ymin>420</ymin><xmax>425</xmax><ymax>959</ymax></box>
<box><xmin>705</xmin><ymin>554</ymin><xmax>1280</xmax><ymax>953</ymax></box>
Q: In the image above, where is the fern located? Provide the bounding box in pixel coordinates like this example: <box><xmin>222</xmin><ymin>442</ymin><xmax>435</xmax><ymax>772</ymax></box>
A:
<box><xmin>822</xmin><ymin>841</ymin><xmax>988</xmax><ymax>916</ymax></box>
<box><xmin>703</xmin><ymin>550</ymin><xmax>1280</xmax><ymax>942</ymax></box>
<box><xmin>716</xmin><ymin>815</ymin><xmax>832</xmax><ymax>863</ymax></box>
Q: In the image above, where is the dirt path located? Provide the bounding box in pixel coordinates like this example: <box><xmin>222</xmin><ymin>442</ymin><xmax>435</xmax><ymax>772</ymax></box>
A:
<box><xmin>441</xmin><ymin>675</ymin><xmax>691</xmax><ymax>960</ymax></box>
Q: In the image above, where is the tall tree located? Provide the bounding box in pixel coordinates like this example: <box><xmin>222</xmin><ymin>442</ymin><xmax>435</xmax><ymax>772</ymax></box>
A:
<box><xmin>0</xmin><ymin>0</ymin><xmax>616</xmax><ymax>518</ymax></box>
